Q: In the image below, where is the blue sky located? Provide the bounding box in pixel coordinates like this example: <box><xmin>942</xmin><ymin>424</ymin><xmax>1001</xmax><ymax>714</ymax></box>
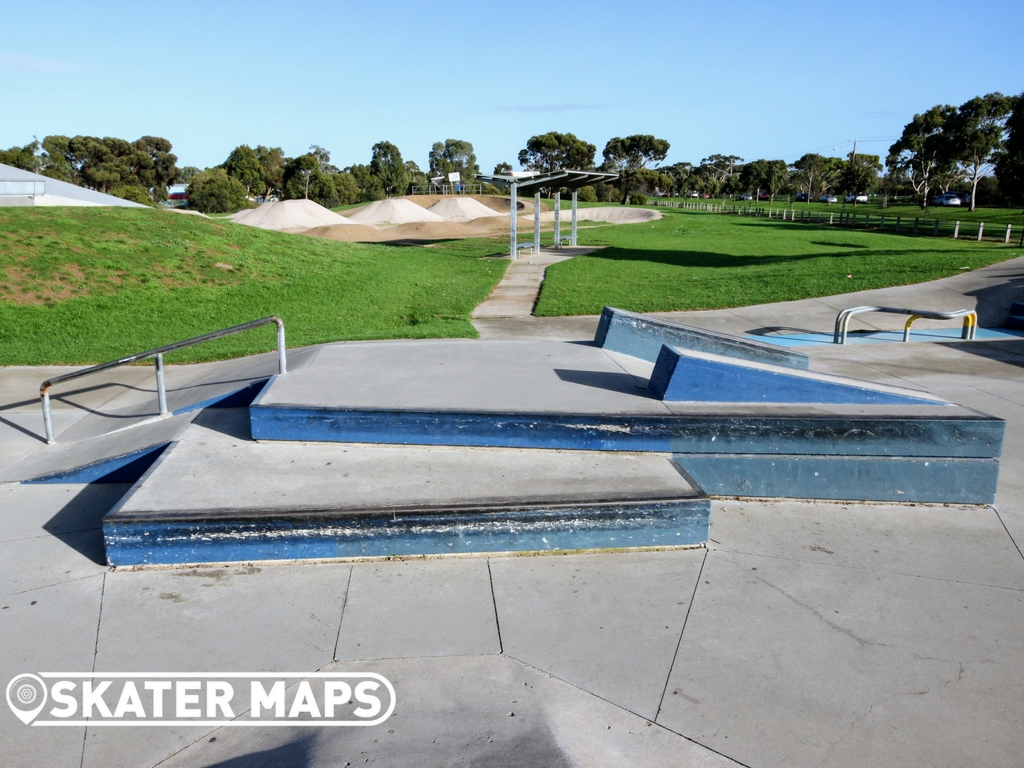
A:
<box><xmin>1</xmin><ymin>0</ymin><xmax>1021</xmax><ymax>174</ymax></box>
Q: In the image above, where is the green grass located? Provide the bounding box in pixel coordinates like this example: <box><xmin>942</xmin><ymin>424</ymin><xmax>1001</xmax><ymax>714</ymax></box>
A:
<box><xmin>0</xmin><ymin>207</ymin><xmax>507</xmax><ymax>365</ymax></box>
<box><xmin>3</xmin><ymin>204</ymin><xmax>1020</xmax><ymax>366</ymax></box>
<box><xmin>529</xmin><ymin>208</ymin><xmax>1020</xmax><ymax>316</ymax></box>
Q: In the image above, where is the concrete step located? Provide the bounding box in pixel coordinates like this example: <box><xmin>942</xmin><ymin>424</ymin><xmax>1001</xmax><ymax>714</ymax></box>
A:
<box><xmin>1005</xmin><ymin>315</ymin><xmax>1024</xmax><ymax>330</ymax></box>
<box><xmin>103</xmin><ymin>412</ymin><xmax>710</xmax><ymax>566</ymax></box>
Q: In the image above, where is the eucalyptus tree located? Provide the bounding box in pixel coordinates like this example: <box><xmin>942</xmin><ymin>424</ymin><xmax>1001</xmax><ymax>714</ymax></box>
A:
<box><xmin>602</xmin><ymin>134</ymin><xmax>670</xmax><ymax>204</ymax></box>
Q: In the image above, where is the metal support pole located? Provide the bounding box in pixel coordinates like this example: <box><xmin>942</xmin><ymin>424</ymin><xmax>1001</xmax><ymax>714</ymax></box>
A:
<box><xmin>1005</xmin><ymin>224</ymin><xmax>1012</xmax><ymax>244</ymax></box>
<box><xmin>155</xmin><ymin>353</ymin><xmax>168</xmax><ymax>416</ymax></box>
<box><xmin>571</xmin><ymin>189</ymin><xmax>578</xmax><ymax>246</ymax></box>
<box><xmin>533</xmin><ymin>192</ymin><xmax>541</xmax><ymax>255</ymax></box>
<box><xmin>829</xmin><ymin>212</ymin><xmax>834</xmax><ymax>225</ymax></box>
<box><xmin>276</xmin><ymin>321</ymin><xmax>287</xmax><ymax>374</ymax></box>
<box><xmin>42</xmin><ymin>390</ymin><xmax>54</xmax><ymax>445</ymax></box>
<box><xmin>953</xmin><ymin>220</ymin><xmax>960</xmax><ymax>239</ymax></box>
<box><xmin>509</xmin><ymin>182</ymin><xmax>517</xmax><ymax>260</ymax></box>
<box><xmin>553</xmin><ymin>191</ymin><xmax>561</xmax><ymax>248</ymax></box>
<box><xmin>977</xmin><ymin>222</ymin><xmax>985</xmax><ymax>241</ymax></box>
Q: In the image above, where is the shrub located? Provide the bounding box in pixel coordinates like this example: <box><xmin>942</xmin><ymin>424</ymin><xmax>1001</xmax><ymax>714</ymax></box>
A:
<box><xmin>632</xmin><ymin>193</ymin><xmax>648</xmax><ymax>206</ymax></box>
<box><xmin>576</xmin><ymin>185</ymin><xmax>597</xmax><ymax>203</ymax></box>
<box><xmin>111</xmin><ymin>185</ymin><xmax>156</xmax><ymax>207</ymax></box>
<box><xmin>187</xmin><ymin>168</ymin><xmax>253</xmax><ymax>213</ymax></box>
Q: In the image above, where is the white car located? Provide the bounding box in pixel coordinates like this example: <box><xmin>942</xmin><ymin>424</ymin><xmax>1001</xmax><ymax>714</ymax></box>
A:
<box><xmin>931</xmin><ymin>193</ymin><xmax>962</xmax><ymax>206</ymax></box>
<box><xmin>819</xmin><ymin>195</ymin><xmax>837</xmax><ymax>204</ymax></box>
<box><xmin>845</xmin><ymin>193</ymin><xmax>869</xmax><ymax>203</ymax></box>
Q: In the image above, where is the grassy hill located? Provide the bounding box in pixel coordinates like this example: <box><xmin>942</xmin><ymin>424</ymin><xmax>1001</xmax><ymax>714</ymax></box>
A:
<box><xmin>0</xmin><ymin>207</ymin><xmax>507</xmax><ymax>365</ymax></box>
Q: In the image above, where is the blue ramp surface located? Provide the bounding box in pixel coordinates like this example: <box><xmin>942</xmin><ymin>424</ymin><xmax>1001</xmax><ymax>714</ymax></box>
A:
<box><xmin>595</xmin><ymin>306</ymin><xmax>809</xmax><ymax>368</ymax></box>
<box><xmin>648</xmin><ymin>346</ymin><xmax>948</xmax><ymax>406</ymax></box>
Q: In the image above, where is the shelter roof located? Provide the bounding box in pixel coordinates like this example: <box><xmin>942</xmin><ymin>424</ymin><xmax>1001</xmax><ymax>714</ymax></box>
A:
<box><xmin>477</xmin><ymin>171</ymin><xmax>618</xmax><ymax>191</ymax></box>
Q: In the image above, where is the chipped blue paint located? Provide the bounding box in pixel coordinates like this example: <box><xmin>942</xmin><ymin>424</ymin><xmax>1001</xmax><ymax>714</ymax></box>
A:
<box><xmin>674</xmin><ymin>454</ymin><xmax>999</xmax><ymax>504</ymax></box>
<box><xmin>648</xmin><ymin>346</ymin><xmax>947</xmax><ymax>406</ymax></box>
<box><xmin>596</xmin><ymin>306</ymin><xmax>809</xmax><ymax>369</ymax></box>
<box><xmin>102</xmin><ymin>499</ymin><xmax>711</xmax><ymax>566</ymax></box>
<box><xmin>249</xmin><ymin>406</ymin><xmax>1003</xmax><ymax>458</ymax></box>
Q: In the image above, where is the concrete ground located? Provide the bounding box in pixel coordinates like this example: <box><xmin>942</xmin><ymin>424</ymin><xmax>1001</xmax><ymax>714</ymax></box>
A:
<box><xmin>3</xmin><ymin>257</ymin><xmax>1024</xmax><ymax>767</ymax></box>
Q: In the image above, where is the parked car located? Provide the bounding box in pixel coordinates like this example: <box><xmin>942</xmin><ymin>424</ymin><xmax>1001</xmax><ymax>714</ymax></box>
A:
<box><xmin>758</xmin><ymin>192</ymin><xmax>770</xmax><ymax>201</ymax></box>
<box><xmin>931</xmin><ymin>192</ymin><xmax>962</xmax><ymax>206</ymax></box>
<box><xmin>739</xmin><ymin>193</ymin><xmax>753</xmax><ymax>200</ymax></box>
<box><xmin>794</xmin><ymin>192</ymin><xmax>809</xmax><ymax>202</ymax></box>
<box><xmin>845</xmin><ymin>193</ymin><xmax>869</xmax><ymax>203</ymax></box>
<box><xmin>688</xmin><ymin>191</ymin><xmax>699</xmax><ymax>198</ymax></box>
<box><xmin>819</xmin><ymin>194</ymin><xmax>838</xmax><ymax>204</ymax></box>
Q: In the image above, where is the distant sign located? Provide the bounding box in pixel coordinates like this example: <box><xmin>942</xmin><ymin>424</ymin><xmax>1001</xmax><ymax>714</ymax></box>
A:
<box><xmin>447</xmin><ymin>172</ymin><xmax>461</xmax><ymax>183</ymax></box>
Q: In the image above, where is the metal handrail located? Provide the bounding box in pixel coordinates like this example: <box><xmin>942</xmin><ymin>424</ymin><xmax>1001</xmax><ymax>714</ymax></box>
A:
<box><xmin>40</xmin><ymin>316</ymin><xmax>286</xmax><ymax>445</ymax></box>
<box><xmin>833</xmin><ymin>306</ymin><xmax>977</xmax><ymax>345</ymax></box>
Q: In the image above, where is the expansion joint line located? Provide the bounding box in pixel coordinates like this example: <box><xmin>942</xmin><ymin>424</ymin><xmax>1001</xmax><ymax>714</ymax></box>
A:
<box><xmin>993</xmin><ymin>505</ymin><xmax>1024</xmax><ymax>563</ymax></box>
<box><xmin>81</xmin><ymin>572</ymin><xmax>107</xmax><ymax>768</ymax></box>
<box><xmin>486</xmin><ymin>559</ymin><xmax>503</xmax><ymax>654</ymax></box>
<box><xmin>332</xmin><ymin>565</ymin><xmax>354</xmax><ymax>662</ymax></box>
<box><xmin>655</xmin><ymin>548</ymin><xmax>707</xmax><ymax>722</ymax></box>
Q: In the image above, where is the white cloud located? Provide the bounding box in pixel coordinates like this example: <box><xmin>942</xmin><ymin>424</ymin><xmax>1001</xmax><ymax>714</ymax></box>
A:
<box><xmin>0</xmin><ymin>53</ymin><xmax>91</xmax><ymax>72</ymax></box>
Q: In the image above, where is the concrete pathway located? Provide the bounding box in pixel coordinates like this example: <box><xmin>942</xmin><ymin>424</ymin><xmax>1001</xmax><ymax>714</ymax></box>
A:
<box><xmin>3</xmin><ymin>260</ymin><xmax>1024</xmax><ymax>767</ymax></box>
<box><xmin>475</xmin><ymin>253</ymin><xmax>1024</xmax><ymax>341</ymax></box>
<box><xmin>471</xmin><ymin>246</ymin><xmax>599</xmax><ymax>319</ymax></box>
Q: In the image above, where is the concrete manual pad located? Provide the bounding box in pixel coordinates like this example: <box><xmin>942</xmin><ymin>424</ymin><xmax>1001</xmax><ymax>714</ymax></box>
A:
<box><xmin>156</xmin><ymin>655</ymin><xmax>738</xmax><ymax>768</ymax></box>
<box><xmin>116</xmin><ymin>435</ymin><xmax>704</xmax><ymax>518</ymax></box>
<box><xmin>256</xmin><ymin>339</ymin><xmax>666</xmax><ymax>414</ymax></box>
<box><xmin>335</xmin><ymin>558</ymin><xmax>500</xmax><ymax>660</ymax></box>
<box><xmin>103</xmin><ymin>427</ymin><xmax>709</xmax><ymax>564</ymax></box>
<box><xmin>658</xmin><ymin>549</ymin><xmax>1024</xmax><ymax>767</ymax></box>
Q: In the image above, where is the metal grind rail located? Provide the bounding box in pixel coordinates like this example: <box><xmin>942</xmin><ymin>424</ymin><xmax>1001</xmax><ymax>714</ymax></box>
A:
<box><xmin>40</xmin><ymin>316</ymin><xmax>287</xmax><ymax>445</ymax></box>
<box><xmin>833</xmin><ymin>306</ymin><xmax>977</xmax><ymax>345</ymax></box>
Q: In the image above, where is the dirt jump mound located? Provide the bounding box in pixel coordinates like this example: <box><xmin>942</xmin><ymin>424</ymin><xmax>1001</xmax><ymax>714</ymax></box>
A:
<box><xmin>229</xmin><ymin>200</ymin><xmax>353</xmax><ymax>233</ymax></box>
<box><xmin>346</xmin><ymin>199</ymin><xmax>447</xmax><ymax>227</ymax></box>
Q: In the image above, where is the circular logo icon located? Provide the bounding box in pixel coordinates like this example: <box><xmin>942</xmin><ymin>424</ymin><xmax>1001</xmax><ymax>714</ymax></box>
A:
<box><xmin>6</xmin><ymin>674</ymin><xmax>47</xmax><ymax>725</ymax></box>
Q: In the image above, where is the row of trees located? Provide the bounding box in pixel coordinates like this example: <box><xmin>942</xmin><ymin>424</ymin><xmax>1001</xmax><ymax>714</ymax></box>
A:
<box><xmin>3</xmin><ymin>91</ymin><xmax>1021</xmax><ymax>211</ymax></box>
<box><xmin>887</xmin><ymin>92</ymin><xmax>1018</xmax><ymax>210</ymax></box>
<box><xmin>187</xmin><ymin>139</ymin><xmax>484</xmax><ymax>212</ymax></box>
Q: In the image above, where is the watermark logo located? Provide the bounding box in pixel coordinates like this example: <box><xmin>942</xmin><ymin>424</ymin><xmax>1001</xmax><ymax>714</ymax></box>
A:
<box><xmin>7</xmin><ymin>674</ymin><xmax>48</xmax><ymax>725</ymax></box>
<box><xmin>5</xmin><ymin>673</ymin><xmax>394</xmax><ymax>727</ymax></box>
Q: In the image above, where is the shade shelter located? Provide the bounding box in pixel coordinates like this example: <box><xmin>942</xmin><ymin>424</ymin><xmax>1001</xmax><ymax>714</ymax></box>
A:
<box><xmin>477</xmin><ymin>171</ymin><xmax>619</xmax><ymax>259</ymax></box>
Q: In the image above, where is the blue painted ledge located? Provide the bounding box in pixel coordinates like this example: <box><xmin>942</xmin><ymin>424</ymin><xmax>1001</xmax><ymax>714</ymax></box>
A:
<box><xmin>103</xmin><ymin>500</ymin><xmax>711</xmax><ymax>566</ymax></box>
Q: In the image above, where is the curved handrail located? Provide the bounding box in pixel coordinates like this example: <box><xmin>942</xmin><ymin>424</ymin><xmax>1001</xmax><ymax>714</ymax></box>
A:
<box><xmin>833</xmin><ymin>306</ymin><xmax>977</xmax><ymax>345</ymax></box>
<box><xmin>40</xmin><ymin>316</ymin><xmax>286</xmax><ymax>445</ymax></box>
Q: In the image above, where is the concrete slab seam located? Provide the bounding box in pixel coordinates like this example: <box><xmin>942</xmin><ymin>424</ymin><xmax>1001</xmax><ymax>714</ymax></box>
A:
<box><xmin>332</xmin><ymin>565</ymin><xmax>354</xmax><ymax>662</ymax></box>
<box><xmin>992</xmin><ymin>506</ymin><xmax>1024</xmax><ymax>563</ymax></box>
<box><xmin>500</xmin><ymin>654</ymin><xmax>749</xmax><ymax>768</ymax></box>
<box><xmin>655</xmin><ymin>548</ymin><xmax>708</xmax><ymax>722</ymax></box>
<box><xmin>486</xmin><ymin>558</ymin><xmax>504</xmax><ymax>655</ymax></box>
<box><xmin>705</xmin><ymin>546</ymin><xmax>1024</xmax><ymax>592</ymax></box>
